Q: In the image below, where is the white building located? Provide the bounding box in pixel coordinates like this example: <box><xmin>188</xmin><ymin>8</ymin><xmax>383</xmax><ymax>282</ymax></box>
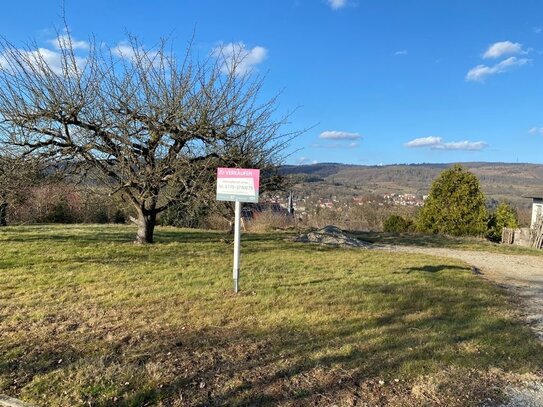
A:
<box><xmin>524</xmin><ymin>193</ymin><xmax>543</xmax><ymax>228</ymax></box>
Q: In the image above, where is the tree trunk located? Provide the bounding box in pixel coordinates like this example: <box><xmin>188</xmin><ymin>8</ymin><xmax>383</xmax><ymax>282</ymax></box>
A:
<box><xmin>228</xmin><ymin>220</ymin><xmax>234</xmax><ymax>234</ymax></box>
<box><xmin>0</xmin><ymin>202</ymin><xmax>7</xmax><ymax>227</ymax></box>
<box><xmin>135</xmin><ymin>209</ymin><xmax>157</xmax><ymax>244</ymax></box>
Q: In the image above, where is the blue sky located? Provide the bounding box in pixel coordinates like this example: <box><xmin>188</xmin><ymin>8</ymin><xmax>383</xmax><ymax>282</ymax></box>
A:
<box><xmin>2</xmin><ymin>0</ymin><xmax>543</xmax><ymax>165</ymax></box>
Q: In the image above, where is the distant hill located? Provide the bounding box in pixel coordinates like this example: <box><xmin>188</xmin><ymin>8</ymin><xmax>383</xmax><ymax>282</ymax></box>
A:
<box><xmin>281</xmin><ymin>162</ymin><xmax>543</xmax><ymax>207</ymax></box>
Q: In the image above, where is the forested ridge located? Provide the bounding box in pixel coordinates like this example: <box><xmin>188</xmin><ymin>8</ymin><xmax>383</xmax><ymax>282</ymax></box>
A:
<box><xmin>282</xmin><ymin>162</ymin><xmax>543</xmax><ymax>206</ymax></box>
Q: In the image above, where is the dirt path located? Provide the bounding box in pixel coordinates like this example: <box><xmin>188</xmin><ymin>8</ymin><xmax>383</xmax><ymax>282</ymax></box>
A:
<box><xmin>387</xmin><ymin>246</ymin><xmax>543</xmax><ymax>339</ymax></box>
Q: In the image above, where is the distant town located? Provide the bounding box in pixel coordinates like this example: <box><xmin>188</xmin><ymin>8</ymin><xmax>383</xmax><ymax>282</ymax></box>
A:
<box><xmin>259</xmin><ymin>192</ymin><xmax>427</xmax><ymax>218</ymax></box>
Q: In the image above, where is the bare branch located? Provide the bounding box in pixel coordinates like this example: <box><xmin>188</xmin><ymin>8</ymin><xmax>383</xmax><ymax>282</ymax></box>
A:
<box><xmin>0</xmin><ymin>32</ymin><xmax>299</xmax><ymax>241</ymax></box>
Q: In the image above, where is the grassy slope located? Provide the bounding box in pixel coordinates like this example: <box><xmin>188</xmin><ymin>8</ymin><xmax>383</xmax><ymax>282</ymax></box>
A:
<box><xmin>0</xmin><ymin>225</ymin><xmax>542</xmax><ymax>406</ymax></box>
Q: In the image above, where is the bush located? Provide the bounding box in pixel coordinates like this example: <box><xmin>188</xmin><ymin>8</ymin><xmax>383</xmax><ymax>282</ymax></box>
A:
<box><xmin>8</xmin><ymin>183</ymin><xmax>128</xmax><ymax>224</ymax></box>
<box><xmin>383</xmin><ymin>214</ymin><xmax>413</xmax><ymax>233</ymax></box>
<box><xmin>45</xmin><ymin>198</ymin><xmax>74</xmax><ymax>223</ymax></box>
<box><xmin>417</xmin><ymin>165</ymin><xmax>487</xmax><ymax>236</ymax></box>
<box><xmin>486</xmin><ymin>201</ymin><xmax>519</xmax><ymax>242</ymax></box>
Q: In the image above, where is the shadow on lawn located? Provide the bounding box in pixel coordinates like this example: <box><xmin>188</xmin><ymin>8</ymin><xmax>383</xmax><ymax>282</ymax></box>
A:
<box><xmin>112</xmin><ymin>291</ymin><xmax>541</xmax><ymax>406</ymax></box>
<box><xmin>401</xmin><ymin>264</ymin><xmax>469</xmax><ymax>273</ymax></box>
<box><xmin>5</xmin><ymin>279</ymin><xmax>542</xmax><ymax>406</ymax></box>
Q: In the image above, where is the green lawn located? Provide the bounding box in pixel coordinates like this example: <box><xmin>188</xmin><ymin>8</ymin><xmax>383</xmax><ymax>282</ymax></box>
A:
<box><xmin>0</xmin><ymin>225</ymin><xmax>542</xmax><ymax>406</ymax></box>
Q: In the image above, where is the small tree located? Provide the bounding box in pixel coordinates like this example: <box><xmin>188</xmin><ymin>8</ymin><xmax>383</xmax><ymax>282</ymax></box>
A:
<box><xmin>417</xmin><ymin>165</ymin><xmax>487</xmax><ymax>236</ymax></box>
<box><xmin>486</xmin><ymin>201</ymin><xmax>518</xmax><ymax>242</ymax></box>
<box><xmin>383</xmin><ymin>214</ymin><xmax>413</xmax><ymax>233</ymax></box>
<box><xmin>0</xmin><ymin>32</ymin><xmax>295</xmax><ymax>243</ymax></box>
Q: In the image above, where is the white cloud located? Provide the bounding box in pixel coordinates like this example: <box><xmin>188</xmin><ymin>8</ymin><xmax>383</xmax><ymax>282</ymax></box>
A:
<box><xmin>326</xmin><ymin>0</ymin><xmax>347</xmax><ymax>10</ymax></box>
<box><xmin>466</xmin><ymin>56</ymin><xmax>530</xmax><ymax>82</ymax></box>
<box><xmin>31</xmin><ymin>48</ymin><xmax>66</xmax><ymax>73</ymax></box>
<box><xmin>534</xmin><ymin>27</ymin><xmax>543</xmax><ymax>34</ymax></box>
<box><xmin>394</xmin><ymin>50</ymin><xmax>408</xmax><ymax>56</ymax></box>
<box><xmin>404</xmin><ymin>136</ymin><xmax>442</xmax><ymax>148</ymax></box>
<box><xmin>211</xmin><ymin>42</ymin><xmax>267</xmax><ymax>75</ymax></box>
<box><xmin>111</xmin><ymin>41</ymin><xmax>161</xmax><ymax>66</ymax></box>
<box><xmin>0</xmin><ymin>33</ymin><xmax>88</xmax><ymax>76</ymax></box>
<box><xmin>48</xmin><ymin>34</ymin><xmax>89</xmax><ymax>51</ymax></box>
<box><xmin>348</xmin><ymin>142</ymin><xmax>360</xmax><ymax>148</ymax></box>
<box><xmin>319</xmin><ymin>130</ymin><xmax>361</xmax><ymax>140</ymax></box>
<box><xmin>483</xmin><ymin>41</ymin><xmax>524</xmax><ymax>59</ymax></box>
<box><xmin>405</xmin><ymin>136</ymin><xmax>487</xmax><ymax>151</ymax></box>
<box><xmin>529</xmin><ymin>127</ymin><xmax>543</xmax><ymax>136</ymax></box>
<box><xmin>112</xmin><ymin>42</ymin><xmax>136</xmax><ymax>60</ymax></box>
<box><xmin>0</xmin><ymin>47</ymin><xmax>85</xmax><ymax>75</ymax></box>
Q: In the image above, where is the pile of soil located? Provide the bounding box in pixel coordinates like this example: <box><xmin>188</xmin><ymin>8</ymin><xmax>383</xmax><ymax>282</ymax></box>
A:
<box><xmin>293</xmin><ymin>225</ymin><xmax>372</xmax><ymax>248</ymax></box>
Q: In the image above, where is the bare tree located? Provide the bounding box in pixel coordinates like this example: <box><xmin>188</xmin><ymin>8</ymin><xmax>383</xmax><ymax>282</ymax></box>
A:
<box><xmin>0</xmin><ymin>33</ymin><xmax>295</xmax><ymax>242</ymax></box>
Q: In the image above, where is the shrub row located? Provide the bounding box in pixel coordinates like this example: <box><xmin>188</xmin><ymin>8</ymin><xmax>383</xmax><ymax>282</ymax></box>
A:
<box><xmin>8</xmin><ymin>184</ymin><xmax>127</xmax><ymax>225</ymax></box>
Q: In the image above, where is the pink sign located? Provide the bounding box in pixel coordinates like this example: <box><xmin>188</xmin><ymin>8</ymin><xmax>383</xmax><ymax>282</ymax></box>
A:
<box><xmin>216</xmin><ymin>168</ymin><xmax>260</xmax><ymax>203</ymax></box>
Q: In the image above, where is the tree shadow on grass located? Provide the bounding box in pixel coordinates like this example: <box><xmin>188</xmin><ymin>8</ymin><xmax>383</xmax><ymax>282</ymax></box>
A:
<box><xmin>120</xmin><ymin>307</ymin><xmax>540</xmax><ymax>406</ymax></box>
<box><xmin>401</xmin><ymin>265</ymin><xmax>469</xmax><ymax>274</ymax></box>
<box><xmin>4</xmin><ymin>279</ymin><xmax>543</xmax><ymax>406</ymax></box>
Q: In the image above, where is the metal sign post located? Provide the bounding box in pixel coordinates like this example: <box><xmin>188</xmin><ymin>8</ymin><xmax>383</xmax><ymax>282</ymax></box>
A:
<box><xmin>216</xmin><ymin>168</ymin><xmax>260</xmax><ymax>293</ymax></box>
<box><xmin>233</xmin><ymin>200</ymin><xmax>241</xmax><ymax>293</ymax></box>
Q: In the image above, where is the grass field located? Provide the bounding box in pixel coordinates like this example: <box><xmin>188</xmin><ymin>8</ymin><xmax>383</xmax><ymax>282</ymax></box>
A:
<box><xmin>1</xmin><ymin>225</ymin><xmax>542</xmax><ymax>406</ymax></box>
